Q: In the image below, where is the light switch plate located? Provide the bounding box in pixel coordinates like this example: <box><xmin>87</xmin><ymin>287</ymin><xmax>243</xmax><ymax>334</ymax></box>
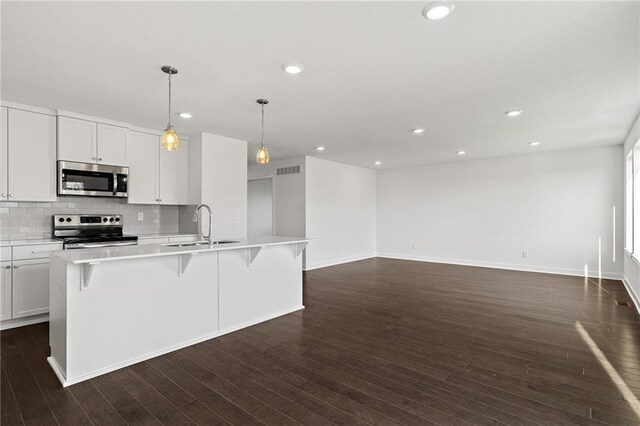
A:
<box><xmin>138</xmin><ymin>212</ymin><xmax>144</xmax><ymax>221</ymax></box>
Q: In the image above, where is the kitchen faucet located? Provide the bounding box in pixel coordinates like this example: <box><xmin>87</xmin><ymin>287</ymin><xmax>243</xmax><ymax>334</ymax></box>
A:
<box><xmin>193</xmin><ymin>204</ymin><xmax>213</xmax><ymax>245</ymax></box>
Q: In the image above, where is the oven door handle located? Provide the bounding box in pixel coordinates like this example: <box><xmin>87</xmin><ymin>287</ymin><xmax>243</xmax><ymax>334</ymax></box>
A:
<box><xmin>113</xmin><ymin>170</ymin><xmax>118</xmax><ymax>195</ymax></box>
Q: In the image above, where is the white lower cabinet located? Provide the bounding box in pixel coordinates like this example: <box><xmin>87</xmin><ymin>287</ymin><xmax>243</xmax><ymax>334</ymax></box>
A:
<box><xmin>0</xmin><ymin>262</ymin><xmax>12</xmax><ymax>320</ymax></box>
<box><xmin>12</xmin><ymin>259</ymin><xmax>50</xmax><ymax>319</ymax></box>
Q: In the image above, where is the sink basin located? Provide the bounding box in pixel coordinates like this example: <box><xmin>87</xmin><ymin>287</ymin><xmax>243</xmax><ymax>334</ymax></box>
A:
<box><xmin>163</xmin><ymin>240</ymin><xmax>239</xmax><ymax>248</ymax></box>
<box><xmin>163</xmin><ymin>242</ymin><xmax>210</xmax><ymax>248</ymax></box>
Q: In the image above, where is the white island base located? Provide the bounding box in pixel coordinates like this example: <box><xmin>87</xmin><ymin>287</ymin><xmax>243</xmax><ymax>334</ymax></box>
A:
<box><xmin>48</xmin><ymin>237</ymin><xmax>309</xmax><ymax>387</ymax></box>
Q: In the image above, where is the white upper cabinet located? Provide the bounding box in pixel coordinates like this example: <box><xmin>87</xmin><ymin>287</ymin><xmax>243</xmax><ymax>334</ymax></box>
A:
<box><xmin>127</xmin><ymin>131</ymin><xmax>158</xmax><ymax>204</ymax></box>
<box><xmin>58</xmin><ymin>115</ymin><xmax>127</xmax><ymax>166</ymax></box>
<box><xmin>0</xmin><ymin>108</ymin><xmax>7</xmax><ymax>199</ymax></box>
<box><xmin>159</xmin><ymin>141</ymin><xmax>188</xmax><ymax>205</ymax></box>
<box><xmin>57</xmin><ymin>116</ymin><xmax>96</xmax><ymax>163</ymax></box>
<box><xmin>126</xmin><ymin>130</ymin><xmax>188</xmax><ymax>205</ymax></box>
<box><xmin>5</xmin><ymin>108</ymin><xmax>57</xmax><ymax>202</ymax></box>
<box><xmin>97</xmin><ymin>123</ymin><xmax>127</xmax><ymax>165</ymax></box>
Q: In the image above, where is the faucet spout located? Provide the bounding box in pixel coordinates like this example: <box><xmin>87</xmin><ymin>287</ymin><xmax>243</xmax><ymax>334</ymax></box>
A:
<box><xmin>193</xmin><ymin>204</ymin><xmax>213</xmax><ymax>245</ymax></box>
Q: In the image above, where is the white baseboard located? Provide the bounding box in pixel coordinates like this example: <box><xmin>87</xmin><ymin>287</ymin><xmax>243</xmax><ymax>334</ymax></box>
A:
<box><xmin>376</xmin><ymin>252</ymin><xmax>624</xmax><ymax>280</ymax></box>
<box><xmin>622</xmin><ymin>277</ymin><xmax>640</xmax><ymax>316</ymax></box>
<box><xmin>1</xmin><ymin>314</ymin><xmax>49</xmax><ymax>330</ymax></box>
<box><xmin>304</xmin><ymin>253</ymin><xmax>377</xmax><ymax>271</ymax></box>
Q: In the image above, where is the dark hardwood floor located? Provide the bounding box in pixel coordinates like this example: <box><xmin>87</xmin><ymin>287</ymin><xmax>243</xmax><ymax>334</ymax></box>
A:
<box><xmin>2</xmin><ymin>258</ymin><xmax>640</xmax><ymax>425</ymax></box>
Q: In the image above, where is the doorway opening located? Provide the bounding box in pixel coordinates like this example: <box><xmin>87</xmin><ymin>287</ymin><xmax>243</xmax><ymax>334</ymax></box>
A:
<box><xmin>247</xmin><ymin>177</ymin><xmax>275</xmax><ymax>237</ymax></box>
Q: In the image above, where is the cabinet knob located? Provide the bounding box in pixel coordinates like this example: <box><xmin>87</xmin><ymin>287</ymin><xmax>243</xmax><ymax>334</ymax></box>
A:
<box><xmin>13</xmin><ymin>265</ymin><xmax>18</xmax><ymax>269</ymax></box>
<box><xmin>9</xmin><ymin>193</ymin><xmax>14</xmax><ymax>198</ymax></box>
<box><xmin>98</xmin><ymin>157</ymin><xmax>103</xmax><ymax>161</ymax></box>
<box><xmin>1</xmin><ymin>193</ymin><xmax>5</xmax><ymax>198</ymax></box>
<box><xmin>4</xmin><ymin>266</ymin><xmax>10</xmax><ymax>270</ymax></box>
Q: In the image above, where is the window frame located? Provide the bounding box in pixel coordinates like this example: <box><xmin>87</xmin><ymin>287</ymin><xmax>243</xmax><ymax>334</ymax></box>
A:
<box><xmin>625</xmin><ymin>149</ymin><xmax>633</xmax><ymax>254</ymax></box>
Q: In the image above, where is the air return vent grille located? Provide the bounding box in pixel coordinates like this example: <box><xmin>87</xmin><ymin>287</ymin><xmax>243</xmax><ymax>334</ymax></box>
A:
<box><xmin>277</xmin><ymin>165</ymin><xmax>300</xmax><ymax>175</ymax></box>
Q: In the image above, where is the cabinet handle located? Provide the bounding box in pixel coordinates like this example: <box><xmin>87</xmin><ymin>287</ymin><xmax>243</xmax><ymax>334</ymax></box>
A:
<box><xmin>31</xmin><ymin>250</ymin><xmax>48</xmax><ymax>254</ymax></box>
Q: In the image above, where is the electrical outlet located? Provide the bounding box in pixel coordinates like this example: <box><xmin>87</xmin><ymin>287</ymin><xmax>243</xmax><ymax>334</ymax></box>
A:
<box><xmin>522</xmin><ymin>250</ymin><xmax>528</xmax><ymax>258</ymax></box>
<box><xmin>234</xmin><ymin>212</ymin><xmax>240</xmax><ymax>221</ymax></box>
<box><xmin>138</xmin><ymin>212</ymin><xmax>144</xmax><ymax>221</ymax></box>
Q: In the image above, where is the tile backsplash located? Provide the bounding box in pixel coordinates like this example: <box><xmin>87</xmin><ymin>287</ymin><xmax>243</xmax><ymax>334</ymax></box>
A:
<box><xmin>0</xmin><ymin>197</ymin><xmax>179</xmax><ymax>240</ymax></box>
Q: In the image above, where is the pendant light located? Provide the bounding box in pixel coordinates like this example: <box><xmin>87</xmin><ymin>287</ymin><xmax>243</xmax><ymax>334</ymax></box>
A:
<box><xmin>256</xmin><ymin>99</ymin><xmax>270</xmax><ymax>164</ymax></box>
<box><xmin>160</xmin><ymin>65</ymin><xmax>180</xmax><ymax>151</ymax></box>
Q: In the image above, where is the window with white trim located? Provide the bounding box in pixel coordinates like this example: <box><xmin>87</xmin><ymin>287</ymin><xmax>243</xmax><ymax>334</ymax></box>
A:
<box><xmin>632</xmin><ymin>142</ymin><xmax>640</xmax><ymax>260</ymax></box>
<box><xmin>626</xmin><ymin>150</ymin><xmax>633</xmax><ymax>253</ymax></box>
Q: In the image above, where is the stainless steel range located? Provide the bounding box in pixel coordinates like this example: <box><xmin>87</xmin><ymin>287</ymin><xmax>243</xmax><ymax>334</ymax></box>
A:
<box><xmin>53</xmin><ymin>214</ymin><xmax>138</xmax><ymax>249</ymax></box>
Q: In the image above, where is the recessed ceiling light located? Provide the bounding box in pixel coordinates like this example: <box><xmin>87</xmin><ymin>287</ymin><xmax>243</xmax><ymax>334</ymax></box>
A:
<box><xmin>529</xmin><ymin>141</ymin><xmax>541</xmax><ymax>146</ymax></box>
<box><xmin>412</xmin><ymin>128</ymin><xmax>426</xmax><ymax>134</ymax></box>
<box><xmin>374</xmin><ymin>161</ymin><xmax>382</xmax><ymax>165</ymax></box>
<box><xmin>283</xmin><ymin>64</ymin><xmax>303</xmax><ymax>74</ymax></box>
<box><xmin>422</xmin><ymin>1</ymin><xmax>455</xmax><ymax>20</ymax></box>
<box><xmin>505</xmin><ymin>109</ymin><xmax>523</xmax><ymax>117</ymax></box>
<box><xmin>315</xmin><ymin>146</ymin><xmax>325</xmax><ymax>151</ymax></box>
<box><xmin>457</xmin><ymin>150</ymin><xmax>466</xmax><ymax>155</ymax></box>
<box><xmin>179</xmin><ymin>112</ymin><xmax>193</xmax><ymax>119</ymax></box>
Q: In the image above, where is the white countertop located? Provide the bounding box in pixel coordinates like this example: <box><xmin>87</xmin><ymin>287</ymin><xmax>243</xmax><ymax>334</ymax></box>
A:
<box><xmin>136</xmin><ymin>232</ymin><xmax>198</xmax><ymax>239</ymax></box>
<box><xmin>50</xmin><ymin>236</ymin><xmax>312</xmax><ymax>265</ymax></box>
<box><xmin>0</xmin><ymin>238</ymin><xmax>61</xmax><ymax>247</ymax></box>
<box><xmin>0</xmin><ymin>233</ymin><xmax>198</xmax><ymax>247</ymax></box>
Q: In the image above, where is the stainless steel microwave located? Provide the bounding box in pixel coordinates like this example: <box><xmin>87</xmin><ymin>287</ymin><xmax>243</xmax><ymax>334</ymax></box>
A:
<box><xmin>57</xmin><ymin>161</ymin><xmax>129</xmax><ymax>198</ymax></box>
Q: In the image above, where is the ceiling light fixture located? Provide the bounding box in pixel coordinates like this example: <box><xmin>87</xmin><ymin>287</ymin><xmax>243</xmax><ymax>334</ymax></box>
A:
<box><xmin>422</xmin><ymin>1</ymin><xmax>455</xmax><ymax>20</ymax></box>
<box><xmin>179</xmin><ymin>112</ymin><xmax>193</xmax><ymax>119</ymax></box>
<box><xmin>457</xmin><ymin>150</ymin><xmax>466</xmax><ymax>155</ymax></box>
<box><xmin>529</xmin><ymin>141</ymin><xmax>541</xmax><ymax>146</ymax></box>
<box><xmin>505</xmin><ymin>109</ymin><xmax>523</xmax><ymax>117</ymax></box>
<box><xmin>160</xmin><ymin>65</ymin><xmax>180</xmax><ymax>151</ymax></box>
<box><xmin>374</xmin><ymin>161</ymin><xmax>382</xmax><ymax>165</ymax></box>
<box><xmin>315</xmin><ymin>146</ymin><xmax>325</xmax><ymax>151</ymax></box>
<box><xmin>412</xmin><ymin>128</ymin><xmax>426</xmax><ymax>134</ymax></box>
<box><xmin>283</xmin><ymin>64</ymin><xmax>303</xmax><ymax>74</ymax></box>
<box><xmin>256</xmin><ymin>99</ymin><xmax>270</xmax><ymax>164</ymax></box>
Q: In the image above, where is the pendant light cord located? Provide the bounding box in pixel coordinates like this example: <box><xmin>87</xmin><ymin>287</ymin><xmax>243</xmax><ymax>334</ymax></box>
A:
<box><xmin>167</xmin><ymin>73</ymin><xmax>172</xmax><ymax>128</ymax></box>
<box><xmin>260</xmin><ymin>103</ymin><xmax>265</xmax><ymax>147</ymax></box>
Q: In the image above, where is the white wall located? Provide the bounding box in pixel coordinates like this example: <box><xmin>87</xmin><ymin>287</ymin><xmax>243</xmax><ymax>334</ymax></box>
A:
<box><xmin>623</xmin><ymin>113</ymin><xmax>640</xmax><ymax>310</ymax></box>
<box><xmin>247</xmin><ymin>178</ymin><xmax>274</xmax><ymax>237</ymax></box>
<box><xmin>248</xmin><ymin>157</ymin><xmax>306</xmax><ymax>238</ymax></box>
<box><xmin>378</xmin><ymin>146</ymin><xmax>623</xmax><ymax>278</ymax></box>
<box><xmin>305</xmin><ymin>157</ymin><xmax>377</xmax><ymax>270</ymax></box>
<box><xmin>186</xmin><ymin>132</ymin><xmax>248</xmax><ymax>239</ymax></box>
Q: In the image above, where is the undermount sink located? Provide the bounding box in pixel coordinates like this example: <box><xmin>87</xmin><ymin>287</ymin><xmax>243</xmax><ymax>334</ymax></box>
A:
<box><xmin>163</xmin><ymin>240</ymin><xmax>239</xmax><ymax>248</ymax></box>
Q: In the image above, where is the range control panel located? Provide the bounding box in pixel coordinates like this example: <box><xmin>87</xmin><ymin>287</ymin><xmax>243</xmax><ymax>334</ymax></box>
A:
<box><xmin>53</xmin><ymin>214</ymin><xmax>123</xmax><ymax>227</ymax></box>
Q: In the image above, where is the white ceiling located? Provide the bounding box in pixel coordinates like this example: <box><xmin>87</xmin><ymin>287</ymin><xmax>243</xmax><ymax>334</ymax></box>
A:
<box><xmin>2</xmin><ymin>1</ymin><xmax>639</xmax><ymax>169</ymax></box>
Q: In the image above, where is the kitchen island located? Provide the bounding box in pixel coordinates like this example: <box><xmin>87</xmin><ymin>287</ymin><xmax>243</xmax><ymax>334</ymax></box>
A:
<box><xmin>48</xmin><ymin>236</ymin><xmax>310</xmax><ymax>387</ymax></box>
